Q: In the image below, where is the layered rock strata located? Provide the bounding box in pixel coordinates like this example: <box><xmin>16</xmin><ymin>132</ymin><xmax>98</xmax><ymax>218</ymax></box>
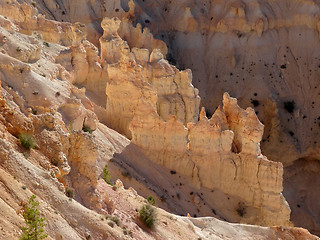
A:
<box><xmin>101</xmin><ymin>17</ymin><xmax>200</xmax><ymax>138</ymax></box>
<box><xmin>130</xmin><ymin>93</ymin><xmax>291</xmax><ymax>226</ymax></box>
<box><xmin>0</xmin><ymin>0</ymin><xmax>296</xmax><ymax>233</ymax></box>
<box><xmin>27</xmin><ymin>1</ymin><xmax>320</xmax><ymax>232</ymax></box>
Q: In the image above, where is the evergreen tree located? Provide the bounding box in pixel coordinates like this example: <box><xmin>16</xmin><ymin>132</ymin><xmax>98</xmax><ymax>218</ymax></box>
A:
<box><xmin>20</xmin><ymin>195</ymin><xmax>48</xmax><ymax>240</ymax></box>
<box><xmin>102</xmin><ymin>164</ymin><xmax>111</xmax><ymax>184</ymax></box>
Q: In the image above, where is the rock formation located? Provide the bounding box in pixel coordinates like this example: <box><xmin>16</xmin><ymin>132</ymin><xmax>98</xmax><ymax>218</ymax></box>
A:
<box><xmin>101</xmin><ymin>17</ymin><xmax>200</xmax><ymax>137</ymax></box>
<box><xmin>0</xmin><ymin>0</ymin><xmax>319</xmax><ymax>239</ymax></box>
<box><xmin>130</xmin><ymin>93</ymin><xmax>290</xmax><ymax>226</ymax></box>
<box><xmin>24</xmin><ymin>0</ymin><xmax>320</xmax><ymax>234</ymax></box>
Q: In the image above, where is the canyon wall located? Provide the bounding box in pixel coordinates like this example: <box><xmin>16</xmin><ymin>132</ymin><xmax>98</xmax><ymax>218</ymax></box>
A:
<box><xmin>0</xmin><ymin>0</ymin><xmax>313</xmax><ymax>234</ymax></box>
<box><xmin>101</xmin><ymin>17</ymin><xmax>200</xmax><ymax>137</ymax></box>
<box><xmin>129</xmin><ymin>93</ymin><xmax>290</xmax><ymax>226</ymax></box>
<box><xmin>25</xmin><ymin>0</ymin><xmax>320</xmax><ymax>167</ymax></box>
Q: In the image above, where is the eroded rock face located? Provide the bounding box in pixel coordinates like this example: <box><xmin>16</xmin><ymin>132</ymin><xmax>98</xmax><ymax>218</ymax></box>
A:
<box><xmin>28</xmin><ymin>1</ymin><xmax>320</xmax><ymax>233</ymax></box>
<box><xmin>130</xmin><ymin>93</ymin><xmax>291</xmax><ymax>227</ymax></box>
<box><xmin>283</xmin><ymin>158</ymin><xmax>320</xmax><ymax>236</ymax></box>
<box><xmin>1</xmin><ymin>1</ymin><xmax>318</xmax><ymax>238</ymax></box>
<box><xmin>27</xmin><ymin>0</ymin><xmax>320</xmax><ymax>167</ymax></box>
<box><xmin>101</xmin><ymin>17</ymin><xmax>200</xmax><ymax>138</ymax></box>
<box><xmin>127</xmin><ymin>0</ymin><xmax>320</xmax><ymax>169</ymax></box>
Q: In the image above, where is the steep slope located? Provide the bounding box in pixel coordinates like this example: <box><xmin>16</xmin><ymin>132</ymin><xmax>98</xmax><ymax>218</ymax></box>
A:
<box><xmin>19</xmin><ymin>0</ymin><xmax>320</xmax><ymax>235</ymax></box>
<box><xmin>0</xmin><ymin>1</ymin><xmax>319</xmax><ymax>239</ymax></box>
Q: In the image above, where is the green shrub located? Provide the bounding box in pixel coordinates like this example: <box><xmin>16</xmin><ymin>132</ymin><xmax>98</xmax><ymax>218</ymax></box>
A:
<box><xmin>102</xmin><ymin>164</ymin><xmax>111</xmax><ymax>184</ymax></box>
<box><xmin>139</xmin><ymin>204</ymin><xmax>157</xmax><ymax>228</ymax></box>
<box><xmin>65</xmin><ymin>187</ymin><xmax>74</xmax><ymax>198</ymax></box>
<box><xmin>43</xmin><ymin>42</ymin><xmax>50</xmax><ymax>47</ymax></box>
<box><xmin>69</xmin><ymin>122</ymin><xmax>73</xmax><ymax>131</ymax></box>
<box><xmin>19</xmin><ymin>133</ymin><xmax>37</xmax><ymax>150</ymax></box>
<box><xmin>110</xmin><ymin>216</ymin><xmax>121</xmax><ymax>226</ymax></box>
<box><xmin>82</xmin><ymin>125</ymin><xmax>93</xmax><ymax>134</ymax></box>
<box><xmin>147</xmin><ymin>196</ymin><xmax>156</xmax><ymax>205</ymax></box>
<box><xmin>20</xmin><ymin>195</ymin><xmax>48</xmax><ymax>240</ymax></box>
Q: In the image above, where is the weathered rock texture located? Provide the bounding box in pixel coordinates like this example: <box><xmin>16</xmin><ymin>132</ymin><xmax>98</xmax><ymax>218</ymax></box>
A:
<box><xmin>0</xmin><ymin>0</ymin><xmax>319</xmax><ymax>239</ymax></box>
<box><xmin>130</xmin><ymin>93</ymin><xmax>290</xmax><ymax>226</ymax></box>
<box><xmin>26</xmin><ymin>0</ymin><xmax>320</xmax><ymax>163</ymax></box>
<box><xmin>124</xmin><ymin>0</ymin><xmax>320</xmax><ymax>169</ymax></box>
<box><xmin>101</xmin><ymin>17</ymin><xmax>200</xmax><ymax>137</ymax></box>
<box><xmin>25</xmin><ymin>1</ymin><xmax>320</xmax><ymax>232</ymax></box>
<box><xmin>26</xmin><ymin>0</ymin><xmax>320</xmax><ymax>167</ymax></box>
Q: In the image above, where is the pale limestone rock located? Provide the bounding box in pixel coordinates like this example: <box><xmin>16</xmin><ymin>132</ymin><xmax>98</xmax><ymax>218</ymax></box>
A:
<box><xmin>130</xmin><ymin>101</ymin><xmax>197</xmax><ymax>179</ymax></box>
<box><xmin>130</xmin><ymin>93</ymin><xmax>291</xmax><ymax>227</ymax></box>
<box><xmin>101</xmin><ymin>17</ymin><xmax>200</xmax><ymax>138</ymax></box>
<box><xmin>0</xmin><ymin>77</ymin><xmax>34</xmax><ymax>136</ymax></box>
<box><xmin>32</xmin><ymin>113</ymin><xmax>71</xmax><ymax>178</ymax></box>
<box><xmin>0</xmin><ymin>3</ymin><xmax>86</xmax><ymax>46</ymax></box>
<box><xmin>118</xmin><ymin>19</ymin><xmax>168</xmax><ymax>57</ymax></box>
<box><xmin>58</xmin><ymin>97</ymin><xmax>98</xmax><ymax>132</ymax></box>
<box><xmin>223</xmin><ymin>92</ymin><xmax>264</xmax><ymax>155</ymax></box>
<box><xmin>0</xmin><ymin>2</ymin><xmax>319</xmax><ymax>237</ymax></box>
<box><xmin>68</xmin><ymin>131</ymin><xmax>101</xmax><ymax>209</ymax></box>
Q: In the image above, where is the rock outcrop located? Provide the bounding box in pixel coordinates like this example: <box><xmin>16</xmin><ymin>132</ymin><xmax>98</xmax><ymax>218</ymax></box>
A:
<box><xmin>101</xmin><ymin>17</ymin><xmax>200</xmax><ymax>138</ymax></box>
<box><xmin>1</xmin><ymin>1</ymin><xmax>319</xmax><ymax>239</ymax></box>
<box><xmin>25</xmin><ymin>0</ymin><xmax>320</xmax><ymax>233</ymax></box>
<box><xmin>127</xmin><ymin>0</ymin><xmax>320</xmax><ymax>170</ymax></box>
<box><xmin>27</xmin><ymin>0</ymin><xmax>320</xmax><ymax>166</ymax></box>
<box><xmin>130</xmin><ymin>93</ymin><xmax>290</xmax><ymax>226</ymax></box>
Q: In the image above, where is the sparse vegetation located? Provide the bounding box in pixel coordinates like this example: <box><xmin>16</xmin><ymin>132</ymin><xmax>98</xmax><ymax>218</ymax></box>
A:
<box><xmin>69</xmin><ymin>122</ymin><xmax>73</xmax><ymax>131</ymax></box>
<box><xmin>280</xmin><ymin>64</ymin><xmax>287</xmax><ymax>69</ymax></box>
<box><xmin>139</xmin><ymin>204</ymin><xmax>157</xmax><ymax>228</ymax></box>
<box><xmin>160</xmin><ymin>195</ymin><xmax>166</xmax><ymax>202</ymax></box>
<box><xmin>121</xmin><ymin>170</ymin><xmax>131</xmax><ymax>179</ymax></box>
<box><xmin>50</xmin><ymin>172</ymin><xmax>56</xmax><ymax>178</ymax></box>
<box><xmin>102</xmin><ymin>164</ymin><xmax>111</xmax><ymax>184</ymax></box>
<box><xmin>147</xmin><ymin>196</ymin><xmax>156</xmax><ymax>205</ymax></box>
<box><xmin>123</xmin><ymin>228</ymin><xmax>132</xmax><ymax>237</ymax></box>
<box><xmin>20</xmin><ymin>195</ymin><xmax>48</xmax><ymax>240</ymax></box>
<box><xmin>65</xmin><ymin>186</ymin><xmax>74</xmax><ymax>198</ymax></box>
<box><xmin>43</xmin><ymin>41</ymin><xmax>50</xmax><ymax>47</ymax></box>
<box><xmin>51</xmin><ymin>157</ymin><xmax>59</xmax><ymax>166</ymax></box>
<box><xmin>82</xmin><ymin>125</ymin><xmax>93</xmax><ymax>134</ymax></box>
<box><xmin>85</xmin><ymin>232</ymin><xmax>91</xmax><ymax>239</ymax></box>
<box><xmin>19</xmin><ymin>133</ymin><xmax>37</xmax><ymax>150</ymax></box>
<box><xmin>236</xmin><ymin>202</ymin><xmax>246</xmax><ymax>217</ymax></box>
<box><xmin>110</xmin><ymin>216</ymin><xmax>121</xmax><ymax>227</ymax></box>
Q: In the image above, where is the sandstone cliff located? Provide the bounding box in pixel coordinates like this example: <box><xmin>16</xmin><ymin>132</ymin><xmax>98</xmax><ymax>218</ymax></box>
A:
<box><xmin>101</xmin><ymin>17</ymin><xmax>200</xmax><ymax>138</ymax></box>
<box><xmin>129</xmin><ymin>93</ymin><xmax>290</xmax><ymax>227</ymax></box>
<box><xmin>26</xmin><ymin>0</ymin><xmax>320</xmax><ymax>234</ymax></box>
<box><xmin>0</xmin><ymin>0</ymin><xmax>319</xmax><ymax>239</ymax></box>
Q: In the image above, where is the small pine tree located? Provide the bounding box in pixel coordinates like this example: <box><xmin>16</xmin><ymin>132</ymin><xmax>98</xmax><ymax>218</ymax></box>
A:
<box><xmin>147</xmin><ymin>196</ymin><xmax>156</xmax><ymax>205</ymax></box>
<box><xmin>102</xmin><ymin>164</ymin><xmax>111</xmax><ymax>184</ymax></box>
<box><xmin>20</xmin><ymin>195</ymin><xmax>48</xmax><ymax>240</ymax></box>
<box><xmin>139</xmin><ymin>204</ymin><xmax>157</xmax><ymax>228</ymax></box>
